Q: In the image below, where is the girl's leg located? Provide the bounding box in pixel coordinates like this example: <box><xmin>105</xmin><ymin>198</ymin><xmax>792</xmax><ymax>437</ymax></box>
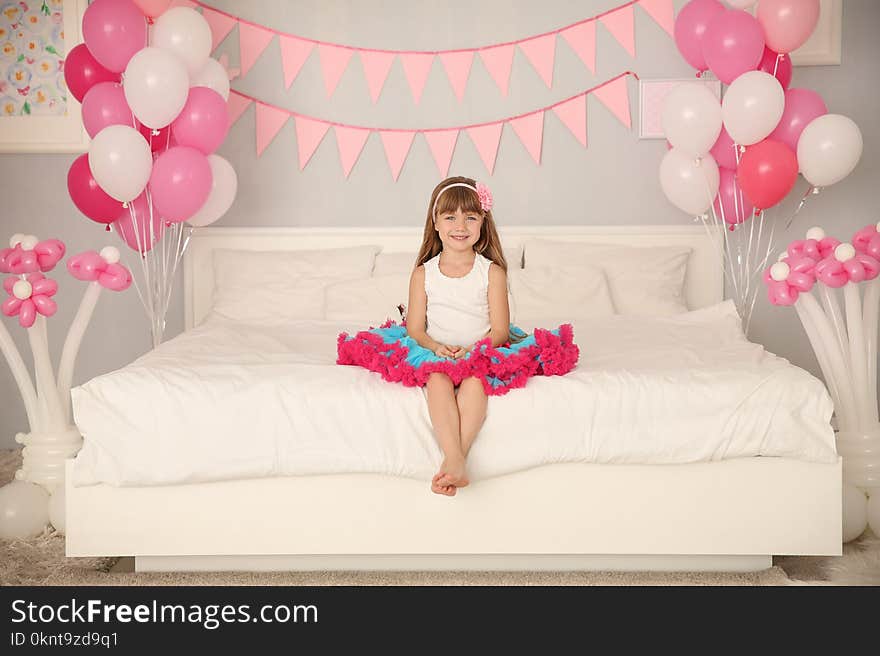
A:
<box><xmin>456</xmin><ymin>376</ymin><xmax>488</xmax><ymax>457</ymax></box>
<box><xmin>425</xmin><ymin>372</ymin><xmax>467</xmax><ymax>495</ymax></box>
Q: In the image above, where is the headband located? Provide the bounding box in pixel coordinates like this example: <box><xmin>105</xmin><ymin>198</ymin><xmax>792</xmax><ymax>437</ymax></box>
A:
<box><xmin>432</xmin><ymin>181</ymin><xmax>494</xmax><ymax>218</ymax></box>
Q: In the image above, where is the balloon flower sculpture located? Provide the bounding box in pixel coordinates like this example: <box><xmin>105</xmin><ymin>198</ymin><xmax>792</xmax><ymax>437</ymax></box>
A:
<box><xmin>764</xmin><ymin>225</ymin><xmax>880</xmax><ymax>542</ymax></box>
<box><xmin>662</xmin><ymin>0</ymin><xmax>863</xmax><ymax>336</ymax></box>
<box><xmin>0</xmin><ymin>235</ymin><xmax>132</xmax><ymax>539</ymax></box>
<box><xmin>65</xmin><ymin>0</ymin><xmax>238</xmax><ymax>348</ymax></box>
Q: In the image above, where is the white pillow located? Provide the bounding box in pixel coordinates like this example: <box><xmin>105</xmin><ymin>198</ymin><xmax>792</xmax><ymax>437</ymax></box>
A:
<box><xmin>325</xmin><ymin>273</ymin><xmax>410</xmax><ymax>323</ymax></box>
<box><xmin>373</xmin><ymin>245</ymin><xmax>524</xmax><ymax>276</ymax></box>
<box><xmin>211</xmin><ymin>245</ymin><xmax>380</xmax><ymax>323</ymax></box>
<box><xmin>523</xmin><ymin>240</ymin><xmax>692</xmax><ymax>316</ymax></box>
<box><xmin>509</xmin><ymin>265</ymin><xmax>615</xmax><ymax>325</ymax></box>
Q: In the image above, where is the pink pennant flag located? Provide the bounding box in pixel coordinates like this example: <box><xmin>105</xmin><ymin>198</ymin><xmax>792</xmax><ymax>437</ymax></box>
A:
<box><xmin>478</xmin><ymin>44</ymin><xmax>515</xmax><ymax>96</ymax></box>
<box><xmin>255</xmin><ymin>103</ymin><xmax>289</xmax><ymax>157</ymax></box>
<box><xmin>335</xmin><ymin>126</ymin><xmax>371</xmax><ymax>178</ymax></box>
<box><xmin>359</xmin><ymin>50</ymin><xmax>395</xmax><ymax>103</ymax></box>
<box><xmin>439</xmin><ymin>51</ymin><xmax>474</xmax><ymax>102</ymax></box>
<box><xmin>592</xmin><ymin>76</ymin><xmax>631</xmax><ymax>128</ymax></box>
<box><xmin>518</xmin><ymin>33</ymin><xmax>556</xmax><ymax>88</ymax></box>
<box><xmin>201</xmin><ymin>6</ymin><xmax>237</xmax><ymax>52</ymax></box>
<box><xmin>238</xmin><ymin>22</ymin><xmax>275</xmax><ymax>77</ymax></box>
<box><xmin>560</xmin><ymin>21</ymin><xmax>596</xmax><ymax>75</ymax></box>
<box><xmin>227</xmin><ymin>93</ymin><xmax>252</xmax><ymax>127</ymax></box>
<box><xmin>638</xmin><ymin>0</ymin><xmax>675</xmax><ymax>37</ymax></box>
<box><xmin>379</xmin><ymin>131</ymin><xmax>416</xmax><ymax>181</ymax></box>
<box><xmin>169</xmin><ymin>0</ymin><xmax>196</xmax><ymax>8</ymax></box>
<box><xmin>279</xmin><ymin>35</ymin><xmax>314</xmax><ymax>89</ymax></box>
<box><xmin>423</xmin><ymin>129</ymin><xmax>459</xmax><ymax>177</ymax></box>
<box><xmin>552</xmin><ymin>94</ymin><xmax>587</xmax><ymax>147</ymax></box>
<box><xmin>466</xmin><ymin>123</ymin><xmax>503</xmax><ymax>175</ymax></box>
<box><xmin>599</xmin><ymin>5</ymin><xmax>636</xmax><ymax>57</ymax></box>
<box><xmin>509</xmin><ymin>112</ymin><xmax>545</xmax><ymax>164</ymax></box>
<box><xmin>318</xmin><ymin>44</ymin><xmax>354</xmax><ymax>98</ymax></box>
<box><xmin>294</xmin><ymin>116</ymin><xmax>331</xmax><ymax>169</ymax></box>
<box><xmin>400</xmin><ymin>53</ymin><xmax>434</xmax><ymax>104</ymax></box>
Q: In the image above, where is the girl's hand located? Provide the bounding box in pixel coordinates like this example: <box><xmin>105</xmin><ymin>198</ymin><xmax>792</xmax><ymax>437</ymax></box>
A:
<box><xmin>453</xmin><ymin>345</ymin><xmax>471</xmax><ymax>359</ymax></box>
<box><xmin>434</xmin><ymin>344</ymin><xmax>460</xmax><ymax>358</ymax></box>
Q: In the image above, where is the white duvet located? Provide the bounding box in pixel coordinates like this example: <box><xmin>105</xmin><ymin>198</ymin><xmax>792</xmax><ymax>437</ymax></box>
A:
<box><xmin>71</xmin><ymin>300</ymin><xmax>837</xmax><ymax>487</ymax></box>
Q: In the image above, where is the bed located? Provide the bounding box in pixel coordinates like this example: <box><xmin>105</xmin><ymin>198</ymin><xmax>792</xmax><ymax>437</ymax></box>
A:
<box><xmin>65</xmin><ymin>225</ymin><xmax>842</xmax><ymax>572</ymax></box>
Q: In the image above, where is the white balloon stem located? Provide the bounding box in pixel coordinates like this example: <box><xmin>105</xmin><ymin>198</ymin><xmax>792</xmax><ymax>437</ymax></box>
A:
<box><xmin>27</xmin><ymin>317</ymin><xmax>64</xmax><ymax>432</ymax></box>
<box><xmin>843</xmin><ymin>282</ymin><xmax>873</xmax><ymax>430</ymax></box>
<box><xmin>0</xmin><ymin>318</ymin><xmax>39</xmax><ymax>430</ymax></box>
<box><xmin>56</xmin><ymin>282</ymin><xmax>102</xmax><ymax>425</ymax></box>
<box><xmin>862</xmin><ymin>277</ymin><xmax>880</xmax><ymax>423</ymax></box>
<box><xmin>818</xmin><ymin>284</ymin><xmax>851</xmax><ymax>367</ymax></box>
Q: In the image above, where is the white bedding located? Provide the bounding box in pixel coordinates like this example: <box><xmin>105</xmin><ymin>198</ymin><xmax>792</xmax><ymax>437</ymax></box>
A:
<box><xmin>71</xmin><ymin>300</ymin><xmax>837</xmax><ymax>487</ymax></box>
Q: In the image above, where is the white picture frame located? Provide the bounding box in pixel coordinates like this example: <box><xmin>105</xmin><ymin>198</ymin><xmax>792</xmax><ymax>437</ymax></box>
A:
<box><xmin>638</xmin><ymin>78</ymin><xmax>722</xmax><ymax>140</ymax></box>
<box><xmin>0</xmin><ymin>0</ymin><xmax>90</xmax><ymax>153</ymax></box>
<box><xmin>789</xmin><ymin>0</ymin><xmax>842</xmax><ymax>66</ymax></box>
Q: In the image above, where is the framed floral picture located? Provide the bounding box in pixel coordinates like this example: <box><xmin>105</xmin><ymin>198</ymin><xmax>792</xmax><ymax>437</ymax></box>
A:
<box><xmin>0</xmin><ymin>0</ymin><xmax>89</xmax><ymax>153</ymax></box>
<box><xmin>638</xmin><ymin>78</ymin><xmax>722</xmax><ymax>139</ymax></box>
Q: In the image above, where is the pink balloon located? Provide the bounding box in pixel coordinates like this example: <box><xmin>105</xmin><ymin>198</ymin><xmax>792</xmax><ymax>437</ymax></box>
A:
<box><xmin>148</xmin><ymin>147</ymin><xmax>212</xmax><ymax>223</ymax></box>
<box><xmin>81</xmin><ymin>82</ymin><xmax>135</xmax><ymax>138</ymax></box>
<box><xmin>709</xmin><ymin>126</ymin><xmax>738</xmax><ymax>170</ymax></box>
<box><xmin>133</xmin><ymin>0</ymin><xmax>173</xmax><ymax>18</ymax></box>
<box><xmin>702</xmin><ymin>10</ymin><xmax>765</xmax><ymax>85</ymax></box>
<box><xmin>757</xmin><ymin>47</ymin><xmax>792</xmax><ymax>90</ymax></box>
<box><xmin>714</xmin><ymin>168</ymin><xmax>754</xmax><ymax>225</ymax></box>
<box><xmin>674</xmin><ymin>0</ymin><xmax>725</xmax><ymax>72</ymax></box>
<box><xmin>170</xmin><ymin>88</ymin><xmax>229</xmax><ymax>155</ymax></box>
<box><xmin>757</xmin><ymin>0</ymin><xmax>820</xmax><ymax>54</ymax></box>
<box><xmin>113</xmin><ymin>192</ymin><xmax>165</xmax><ymax>253</ymax></box>
<box><xmin>82</xmin><ymin>0</ymin><xmax>148</xmax><ymax>73</ymax></box>
<box><xmin>138</xmin><ymin>121</ymin><xmax>175</xmax><ymax>153</ymax></box>
<box><xmin>737</xmin><ymin>139</ymin><xmax>798</xmax><ymax>210</ymax></box>
<box><xmin>768</xmin><ymin>88</ymin><xmax>827</xmax><ymax>153</ymax></box>
<box><xmin>63</xmin><ymin>43</ymin><xmax>120</xmax><ymax>103</ymax></box>
<box><xmin>67</xmin><ymin>154</ymin><xmax>122</xmax><ymax>225</ymax></box>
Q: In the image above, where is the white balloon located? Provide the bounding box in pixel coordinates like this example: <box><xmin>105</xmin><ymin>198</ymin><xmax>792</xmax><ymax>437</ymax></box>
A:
<box><xmin>843</xmin><ymin>484</ymin><xmax>868</xmax><ymax>542</ymax></box>
<box><xmin>662</xmin><ymin>83</ymin><xmax>722</xmax><ymax>157</ymax></box>
<box><xmin>188</xmin><ymin>155</ymin><xmax>237</xmax><ymax>227</ymax></box>
<box><xmin>725</xmin><ymin>0</ymin><xmax>756</xmax><ymax>8</ymax></box>
<box><xmin>0</xmin><ymin>481</ymin><xmax>49</xmax><ymax>540</ymax></box>
<box><xmin>867</xmin><ymin>490</ymin><xmax>880</xmax><ymax>537</ymax></box>
<box><xmin>721</xmin><ymin>71</ymin><xmax>785</xmax><ymax>146</ymax></box>
<box><xmin>659</xmin><ymin>148</ymin><xmax>720</xmax><ymax>216</ymax></box>
<box><xmin>151</xmin><ymin>7</ymin><xmax>212</xmax><ymax>75</ymax></box>
<box><xmin>88</xmin><ymin>125</ymin><xmax>153</xmax><ymax>202</ymax></box>
<box><xmin>48</xmin><ymin>486</ymin><xmax>65</xmax><ymax>535</ymax></box>
<box><xmin>123</xmin><ymin>47</ymin><xmax>189</xmax><ymax>130</ymax></box>
<box><xmin>797</xmin><ymin>114</ymin><xmax>863</xmax><ymax>187</ymax></box>
<box><xmin>190</xmin><ymin>57</ymin><xmax>230</xmax><ymax>101</ymax></box>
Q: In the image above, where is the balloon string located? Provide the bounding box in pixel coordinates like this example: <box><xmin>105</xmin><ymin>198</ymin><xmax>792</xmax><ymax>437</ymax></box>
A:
<box><xmin>772</xmin><ymin>53</ymin><xmax>781</xmax><ymax>78</ymax></box>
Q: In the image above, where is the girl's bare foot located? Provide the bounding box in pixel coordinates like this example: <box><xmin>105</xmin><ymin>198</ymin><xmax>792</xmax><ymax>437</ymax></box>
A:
<box><xmin>431</xmin><ymin>473</ymin><xmax>456</xmax><ymax>496</ymax></box>
<box><xmin>434</xmin><ymin>454</ymin><xmax>469</xmax><ymax>492</ymax></box>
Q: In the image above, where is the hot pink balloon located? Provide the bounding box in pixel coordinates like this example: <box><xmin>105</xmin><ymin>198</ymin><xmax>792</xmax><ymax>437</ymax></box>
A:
<box><xmin>768</xmin><ymin>88</ymin><xmax>827</xmax><ymax>153</ymax></box>
<box><xmin>63</xmin><ymin>43</ymin><xmax>120</xmax><ymax>103</ymax></box>
<box><xmin>170</xmin><ymin>88</ymin><xmax>229</xmax><ymax>155</ymax></box>
<box><xmin>714</xmin><ymin>168</ymin><xmax>754</xmax><ymax>225</ymax></box>
<box><xmin>674</xmin><ymin>0</ymin><xmax>725</xmax><ymax>72</ymax></box>
<box><xmin>82</xmin><ymin>0</ymin><xmax>148</xmax><ymax>73</ymax></box>
<box><xmin>702</xmin><ymin>10</ymin><xmax>765</xmax><ymax>85</ymax></box>
<box><xmin>757</xmin><ymin>0</ymin><xmax>820</xmax><ymax>54</ymax></box>
<box><xmin>737</xmin><ymin>139</ymin><xmax>798</xmax><ymax>210</ymax></box>
<box><xmin>133</xmin><ymin>0</ymin><xmax>173</xmax><ymax>18</ymax></box>
<box><xmin>709</xmin><ymin>126</ymin><xmax>738</xmax><ymax>170</ymax></box>
<box><xmin>149</xmin><ymin>147</ymin><xmax>212</xmax><ymax>223</ymax></box>
<box><xmin>757</xmin><ymin>47</ymin><xmax>792</xmax><ymax>90</ymax></box>
<box><xmin>113</xmin><ymin>192</ymin><xmax>165</xmax><ymax>253</ymax></box>
<box><xmin>81</xmin><ymin>82</ymin><xmax>135</xmax><ymax>138</ymax></box>
<box><xmin>138</xmin><ymin>121</ymin><xmax>175</xmax><ymax>153</ymax></box>
<box><xmin>67</xmin><ymin>154</ymin><xmax>122</xmax><ymax>225</ymax></box>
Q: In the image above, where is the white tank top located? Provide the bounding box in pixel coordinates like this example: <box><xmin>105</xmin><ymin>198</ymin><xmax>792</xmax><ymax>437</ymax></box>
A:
<box><xmin>424</xmin><ymin>252</ymin><xmax>492</xmax><ymax>347</ymax></box>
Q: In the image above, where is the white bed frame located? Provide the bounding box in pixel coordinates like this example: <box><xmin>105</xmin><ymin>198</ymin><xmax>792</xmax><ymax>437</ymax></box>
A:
<box><xmin>66</xmin><ymin>225</ymin><xmax>842</xmax><ymax>573</ymax></box>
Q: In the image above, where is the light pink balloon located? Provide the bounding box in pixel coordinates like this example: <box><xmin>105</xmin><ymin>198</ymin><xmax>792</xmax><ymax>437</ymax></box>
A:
<box><xmin>757</xmin><ymin>0</ymin><xmax>820</xmax><ymax>54</ymax></box>
<box><xmin>709</xmin><ymin>125</ymin><xmax>738</xmax><ymax>170</ymax></box>
<box><xmin>113</xmin><ymin>192</ymin><xmax>164</xmax><ymax>253</ymax></box>
<box><xmin>170</xmin><ymin>87</ymin><xmax>229</xmax><ymax>155</ymax></box>
<box><xmin>133</xmin><ymin>0</ymin><xmax>172</xmax><ymax>18</ymax></box>
<box><xmin>81</xmin><ymin>82</ymin><xmax>135</xmax><ymax>138</ymax></box>
<box><xmin>149</xmin><ymin>147</ymin><xmax>212</xmax><ymax>223</ymax></box>
<box><xmin>82</xmin><ymin>0</ymin><xmax>147</xmax><ymax>73</ymax></box>
<box><xmin>713</xmin><ymin>168</ymin><xmax>754</xmax><ymax>225</ymax></box>
<box><xmin>702</xmin><ymin>10</ymin><xmax>765</xmax><ymax>85</ymax></box>
<box><xmin>674</xmin><ymin>0</ymin><xmax>725</xmax><ymax>72</ymax></box>
<box><xmin>768</xmin><ymin>88</ymin><xmax>827</xmax><ymax>153</ymax></box>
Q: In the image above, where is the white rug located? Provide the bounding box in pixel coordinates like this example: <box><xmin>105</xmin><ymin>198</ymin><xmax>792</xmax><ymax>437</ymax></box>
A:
<box><xmin>2</xmin><ymin>449</ymin><xmax>877</xmax><ymax>586</ymax></box>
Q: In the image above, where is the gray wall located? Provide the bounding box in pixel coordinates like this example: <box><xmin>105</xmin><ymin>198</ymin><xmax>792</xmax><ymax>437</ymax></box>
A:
<box><xmin>1</xmin><ymin>0</ymin><xmax>878</xmax><ymax>448</ymax></box>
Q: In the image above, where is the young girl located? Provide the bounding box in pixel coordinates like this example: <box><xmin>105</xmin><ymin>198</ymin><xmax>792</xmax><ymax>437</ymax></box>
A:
<box><xmin>337</xmin><ymin>176</ymin><xmax>579</xmax><ymax>497</ymax></box>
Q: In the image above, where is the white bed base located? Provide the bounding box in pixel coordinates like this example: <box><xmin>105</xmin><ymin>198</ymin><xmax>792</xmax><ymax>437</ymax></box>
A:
<box><xmin>66</xmin><ymin>225</ymin><xmax>843</xmax><ymax>572</ymax></box>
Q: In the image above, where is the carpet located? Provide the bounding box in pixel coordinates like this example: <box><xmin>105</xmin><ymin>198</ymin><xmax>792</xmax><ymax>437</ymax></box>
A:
<box><xmin>2</xmin><ymin>449</ymin><xmax>877</xmax><ymax>586</ymax></box>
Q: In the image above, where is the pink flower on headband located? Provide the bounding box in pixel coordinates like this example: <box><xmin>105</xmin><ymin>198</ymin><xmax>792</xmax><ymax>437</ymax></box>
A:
<box><xmin>475</xmin><ymin>182</ymin><xmax>493</xmax><ymax>212</ymax></box>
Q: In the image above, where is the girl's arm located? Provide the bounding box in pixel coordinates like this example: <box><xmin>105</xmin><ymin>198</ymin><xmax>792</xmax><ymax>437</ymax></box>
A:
<box><xmin>485</xmin><ymin>263</ymin><xmax>511</xmax><ymax>347</ymax></box>
<box><xmin>405</xmin><ymin>266</ymin><xmax>443</xmax><ymax>353</ymax></box>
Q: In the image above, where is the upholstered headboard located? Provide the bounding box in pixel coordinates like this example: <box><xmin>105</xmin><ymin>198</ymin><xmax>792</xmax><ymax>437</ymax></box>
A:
<box><xmin>183</xmin><ymin>225</ymin><xmax>723</xmax><ymax>330</ymax></box>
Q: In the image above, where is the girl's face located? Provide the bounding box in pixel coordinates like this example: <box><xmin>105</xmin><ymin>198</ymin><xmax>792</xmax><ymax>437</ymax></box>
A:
<box><xmin>434</xmin><ymin>206</ymin><xmax>483</xmax><ymax>253</ymax></box>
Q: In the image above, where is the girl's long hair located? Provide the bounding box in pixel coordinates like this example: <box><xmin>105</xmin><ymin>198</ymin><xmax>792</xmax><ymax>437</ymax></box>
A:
<box><xmin>415</xmin><ymin>176</ymin><xmax>507</xmax><ymax>271</ymax></box>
